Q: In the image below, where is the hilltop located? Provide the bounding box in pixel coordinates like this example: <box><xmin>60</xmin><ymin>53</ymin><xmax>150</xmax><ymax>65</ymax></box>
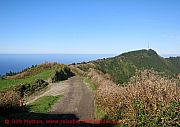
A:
<box><xmin>72</xmin><ymin>49</ymin><xmax>180</xmax><ymax>126</ymax></box>
<box><xmin>0</xmin><ymin>49</ymin><xmax>179</xmax><ymax>126</ymax></box>
<box><xmin>91</xmin><ymin>49</ymin><xmax>179</xmax><ymax>84</ymax></box>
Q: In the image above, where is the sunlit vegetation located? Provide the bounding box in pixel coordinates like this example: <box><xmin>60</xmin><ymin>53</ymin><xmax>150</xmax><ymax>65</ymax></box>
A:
<box><xmin>167</xmin><ymin>56</ymin><xmax>180</xmax><ymax>73</ymax></box>
<box><xmin>93</xmin><ymin>49</ymin><xmax>179</xmax><ymax>84</ymax></box>
<box><xmin>0</xmin><ymin>70</ymin><xmax>52</xmax><ymax>91</ymax></box>
<box><xmin>0</xmin><ymin>62</ymin><xmax>74</xmax><ymax>113</ymax></box>
<box><xmin>73</xmin><ymin>49</ymin><xmax>180</xmax><ymax>126</ymax></box>
<box><xmin>95</xmin><ymin>69</ymin><xmax>179</xmax><ymax>126</ymax></box>
<box><xmin>28</xmin><ymin>95</ymin><xmax>63</xmax><ymax>113</ymax></box>
<box><xmin>84</xmin><ymin>77</ymin><xmax>97</xmax><ymax>91</ymax></box>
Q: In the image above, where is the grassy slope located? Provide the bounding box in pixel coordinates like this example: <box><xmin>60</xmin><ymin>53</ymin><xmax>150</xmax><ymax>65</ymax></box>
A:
<box><xmin>0</xmin><ymin>69</ymin><xmax>53</xmax><ymax>91</ymax></box>
<box><xmin>0</xmin><ymin>63</ymin><xmax>71</xmax><ymax>91</ymax></box>
<box><xmin>28</xmin><ymin>95</ymin><xmax>63</xmax><ymax>113</ymax></box>
<box><xmin>166</xmin><ymin>57</ymin><xmax>180</xmax><ymax>73</ymax></box>
<box><xmin>92</xmin><ymin>49</ymin><xmax>178</xmax><ymax>84</ymax></box>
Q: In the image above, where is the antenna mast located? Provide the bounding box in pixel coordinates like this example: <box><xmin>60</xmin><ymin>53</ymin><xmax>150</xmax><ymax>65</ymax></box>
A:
<box><xmin>148</xmin><ymin>41</ymin><xmax>150</xmax><ymax>49</ymax></box>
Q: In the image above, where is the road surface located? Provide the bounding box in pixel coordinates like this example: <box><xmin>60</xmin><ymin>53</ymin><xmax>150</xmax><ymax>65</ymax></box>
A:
<box><xmin>50</xmin><ymin>76</ymin><xmax>95</xmax><ymax>120</ymax></box>
<box><xmin>27</xmin><ymin>76</ymin><xmax>95</xmax><ymax>120</ymax></box>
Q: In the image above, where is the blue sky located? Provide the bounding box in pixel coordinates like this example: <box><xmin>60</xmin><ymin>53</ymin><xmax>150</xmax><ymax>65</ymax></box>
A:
<box><xmin>0</xmin><ymin>0</ymin><xmax>180</xmax><ymax>54</ymax></box>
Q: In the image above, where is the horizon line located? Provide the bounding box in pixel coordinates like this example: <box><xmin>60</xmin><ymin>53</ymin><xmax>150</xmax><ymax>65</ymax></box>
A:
<box><xmin>0</xmin><ymin>53</ymin><xmax>179</xmax><ymax>57</ymax></box>
<box><xmin>0</xmin><ymin>53</ymin><xmax>116</xmax><ymax>55</ymax></box>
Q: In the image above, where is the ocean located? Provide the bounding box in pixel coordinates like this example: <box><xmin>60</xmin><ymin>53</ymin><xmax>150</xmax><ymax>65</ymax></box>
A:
<box><xmin>0</xmin><ymin>54</ymin><xmax>115</xmax><ymax>75</ymax></box>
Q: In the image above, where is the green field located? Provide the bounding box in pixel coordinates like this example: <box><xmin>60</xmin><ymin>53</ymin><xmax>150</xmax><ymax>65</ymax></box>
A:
<box><xmin>0</xmin><ymin>70</ymin><xmax>53</xmax><ymax>91</ymax></box>
<box><xmin>28</xmin><ymin>95</ymin><xmax>63</xmax><ymax>113</ymax></box>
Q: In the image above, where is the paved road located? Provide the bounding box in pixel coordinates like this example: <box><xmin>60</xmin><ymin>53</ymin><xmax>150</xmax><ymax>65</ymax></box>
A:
<box><xmin>50</xmin><ymin>76</ymin><xmax>95</xmax><ymax>120</ymax></box>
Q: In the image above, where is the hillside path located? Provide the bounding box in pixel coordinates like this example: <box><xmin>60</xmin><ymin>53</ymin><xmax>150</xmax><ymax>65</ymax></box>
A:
<box><xmin>26</xmin><ymin>76</ymin><xmax>95</xmax><ymax>120</ymax></box>
<box><xmin>49</xmin><ymin>76</ymin><xmax>95</xmax><ymax>120</ymax></box>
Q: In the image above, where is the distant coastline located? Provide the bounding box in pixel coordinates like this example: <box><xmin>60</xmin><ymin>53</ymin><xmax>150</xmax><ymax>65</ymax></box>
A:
<box><xmin>0</xmin><ymin>54</ymin><xmax>115</xmax><ymax>75</ymax></box>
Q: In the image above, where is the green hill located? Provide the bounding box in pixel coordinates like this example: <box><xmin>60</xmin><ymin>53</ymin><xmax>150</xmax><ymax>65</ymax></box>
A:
<box><xmin>166</xmin><ymin>56</ymin><xmax>180</xmax><ymax>73</ymax></box>
<box><xmin>0</xmin><ymin>62</ymin><xmax>74</xmax><ymax>91</ymax></box>
<box><xmin>92</xmin><ymin>49</ymin><xmax>179</xmax><ymax>84</ymax></box>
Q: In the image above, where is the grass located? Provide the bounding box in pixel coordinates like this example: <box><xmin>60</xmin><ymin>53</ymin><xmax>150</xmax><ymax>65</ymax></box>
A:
<box><xmin>83</xmin><ymin>77</ymin><xmax>97</xmax><ymax>91</ymax></box>
<box><xmin>84</xmin><ymin>76</ymin><xmax>105</xmax><ymax>119</ymax></box>
<box><xmin>28</xmin><ymin>95</ymin><xmax>63</xmax><ymax>113</ymax></box>
<box><xmin>23</xmin><ymin>85</ymin><xmax>49</xmax><ymax>102</ymax></box>
<box><xmin>95</xmin><ymin>105</ymin><xmax>106</xmax><ymax>120</ymax></box>
<box><xmin>0</xmin><ymin>70</ymin><xmax>53</xmax><ymax>91</ymax></box>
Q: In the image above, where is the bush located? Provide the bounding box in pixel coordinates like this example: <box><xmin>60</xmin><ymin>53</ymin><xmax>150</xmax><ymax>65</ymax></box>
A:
<box><xmin>76</xmin><ymin>63</ymin><xmax>96</xmax><ymax>72</ymax></box>
<box><xmin>17</xmin><ymin>79</ymin><xmax>48</xmax><ymax>97</ymax></box>
<box><xmin>88</xmin><ymin>68</ymin><xmax>115</xmax><ymax>88</ymax></box>
<box><xmin>0</xmin><ymin>90</ymin><xmax>22</xmax><ymax>113</ymax></box>
<box><xmin>96</xmin><ymin>69</ymin><xmax>180</xmax><ymax>126</ymax></box>
<box><xmin>50</xmin><ymin>66</ymin><xmax>75</xmax><ymax>83</ymax></box>
<box><xmin>69</xmin><ymin>65</ymin><xmax>87</xmax><ymax>76</ymax></box>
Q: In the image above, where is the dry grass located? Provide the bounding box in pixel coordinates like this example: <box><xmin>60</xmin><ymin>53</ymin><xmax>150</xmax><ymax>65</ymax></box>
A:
<box><xmin>94</xmin><ymin>69</ymin><xmax>180</xmax><ymax>126</ymax></box>
<box><xmin>69</xmin><ymin>65</ymin><xmax>87</xmax><ymax>76</ymax></box>
<box><xmin>0</xmin><ymin>90</ymin><xmax>22</xmax><ymax>113</ymax></box>
<box><xmin>88</xmin><ymin>68</ymin><xmax>115</xmax><ymax>88</ymax></box>
<box><xmin>76</xmin><ymin>63</ymin><xmax>96</xmax><ymax>72</ymax></box>
<box><xmin>69</xmin><ymin>62</ymin><xmax>179</xmax><ymax>126</ymax></box>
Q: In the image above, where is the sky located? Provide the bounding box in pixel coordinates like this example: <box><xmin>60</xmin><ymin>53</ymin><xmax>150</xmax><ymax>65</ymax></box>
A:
<box><xmin>0</xmin><ymin>0</ymin><xmax>180</xmax><ymax>54</ymax></box>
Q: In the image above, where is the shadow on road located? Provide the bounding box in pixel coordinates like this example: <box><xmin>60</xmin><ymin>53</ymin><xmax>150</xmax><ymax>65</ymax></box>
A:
<box><xmin>1</xmin><ymin>110</ymin><xmax>115</xmax><ymax>127</ymax></box>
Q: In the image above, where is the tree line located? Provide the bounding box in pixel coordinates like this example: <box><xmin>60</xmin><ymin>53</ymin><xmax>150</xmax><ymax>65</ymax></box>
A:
<box><xmin>0</xmin><ymin>64</ymin><xmax>38</xmax><ymax>80</ymax></box>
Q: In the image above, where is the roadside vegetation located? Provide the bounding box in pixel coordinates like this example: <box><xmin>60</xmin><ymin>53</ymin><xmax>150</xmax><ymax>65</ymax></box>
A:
<box><xmin>0</xmin><ymin>62</ymin><xmax>74</xmax><ymax>114</ymax></box>
<box><xmin>28</xmin><ymin>95</ymin><xmax>63</xmax><ymax>113</ymax></box>
<box><xmin>83</xmin><ymin>77</ymin><xmax>97</xmax><ymax>91</ymax></box>
<box><xmin>93</xmin><ymin>69</ymin><xmax>180</xmax><ymax>126</ymax></box>
<box><xmin>1</xmin><ymin>49</ymin><xmax>180</xmax><ymax>126</ymax></box>
<box><xmin>95</xmin><ymin>105</ymin><xmax>106</xmax><ymax>120</ymax></box>
<box><xmin>71</xmin><ymin>49</ymin><xmax>180</xmax><ymax>126</ymax></box>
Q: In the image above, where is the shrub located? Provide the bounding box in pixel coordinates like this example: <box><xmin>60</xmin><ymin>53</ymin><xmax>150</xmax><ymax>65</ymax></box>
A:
<box><xmin>17</xmin><ymin>79</ymin><xmax>49</xmax><ymax>97</ymax></box>
<box><xmin>0</xmin><ymin>90</ymin><xmax>22</xmax><ymax>113</ymax></box>
<box><xmin>76</xmin><ymin>63</ymin><xmax>96</xmax><ymax>72</ymax></box>
<box><xmin>88</xmin><ymin>68</ymin><xmax>115</xmax><ymax>88</ymax></box>
<box><xmin>69</xmin><ymin>65</ymin><xmax>87</xmax><ymax>76</ymax></box>
<box><xmin>50</xmin><ymin>66</ymin><xmax>75</xmax><ymax>83</ymax></box>
<box><xmin>96</xmin><ymin>69</ymin><xmax>180</xmax><ymax>126</ymax></box>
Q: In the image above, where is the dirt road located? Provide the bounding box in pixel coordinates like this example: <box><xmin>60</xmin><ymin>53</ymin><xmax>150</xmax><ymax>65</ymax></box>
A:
<box><xmin>26</xmin><ymin>80</ymin><xmax>70</xmax><ymax>105</ymax></box>
<box><xmin>50</xmin><ymin>76</ymin><xmax>95</xmax><ymax>120</ymax></box>
<box><xmin>27</xmin><ymin>76</ymin><xmax>95</xmax><ymax>120</ymax></box>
